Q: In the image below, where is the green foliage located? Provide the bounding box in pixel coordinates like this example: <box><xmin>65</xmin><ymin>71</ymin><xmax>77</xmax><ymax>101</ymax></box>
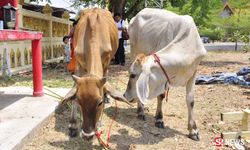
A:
<box><xmin>30</xmin><ymin>0</ymin><xmax>51</xmax><ymax>3</ymax></box>
<box><xmin>199</xmin><ymin>0</ymin><xmax>250</xmax><ymax>42</ymax></box>
<box><xmin>199</xmin><ymin>27</ymin><xmax>225</xmax><ymax>42</ymax></box>
<box><xmin>165</xmin><ymin>0</ymin><xmax>219</xmax><ymax>26</ymax></box>
<box><xmin>229</xmin><ymin>30</ymin><xmax>249</xmax><ymax>43</ymax></box>
<box><xmin>60</xmin><ymin>0</ymin><xmax>250</xmax><ymax>43</ymax></box>
<box><xmin>69</xmin><ymin>0</ymin><xmax>106</xmax><ymax>8</ymax></box>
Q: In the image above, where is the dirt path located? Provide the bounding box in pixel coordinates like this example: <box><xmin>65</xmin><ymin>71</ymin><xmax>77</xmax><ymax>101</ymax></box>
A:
<box><xmin>22</xmin><ymin>51</ymin><xmax>250</xmax><ymax>150</ymax></box>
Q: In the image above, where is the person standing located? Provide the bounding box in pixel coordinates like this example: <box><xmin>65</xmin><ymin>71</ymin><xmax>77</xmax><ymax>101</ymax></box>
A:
<box><xmin>61</xmin><ymin>36</ymin><xmax>71</xmax><ymax>72</ymax></box>
<box><xmin>114</xmin><ymin>13</ymin><xmax>125</xmax><ymax>66</ymax></box>
<box><xmin>67</xmin><ymin>20</ymin><xmax>78</xmax><ymax>74</ymax></box>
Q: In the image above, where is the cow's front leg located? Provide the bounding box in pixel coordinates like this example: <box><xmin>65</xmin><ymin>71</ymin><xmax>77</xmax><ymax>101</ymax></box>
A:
<box><xmin>186</xmin><ymin>73</ymin><xmax>199</xmax><ymax>141</ymax></box>
<box><xmin>137</xmin><ymin>100</ymin><xmax>146</xmax><ymax>121</ymax></box>
<box><xmin>155</xmin><ymin>94</ymin><xmax>165</xmax><ymax>128</ymax></box>
<box><xmin>103</xmin><ymin>92</ymin><xmax>110</xmax><ymax>103</ymax></box>
<box><xmin>68</xmin><ymin>101</ymin><xmax>78</xmax><ymax>138</ymax></box>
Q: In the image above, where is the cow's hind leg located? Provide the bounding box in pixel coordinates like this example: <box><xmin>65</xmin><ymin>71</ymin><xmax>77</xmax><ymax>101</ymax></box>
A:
<box><xmin>68</xmin><ymin>101</ymin><xmax>78</xmax><ymax>138</ymax></box>
<box><xmin>186</xmin><ymin>72</ymin><xmax>199</xmax><ymax>141</ymax></box>
<box><xmin>137</xmin><ymin>100</ymin><xmax>146</xmax><ymax>121</ymax></box>
<box><xmin>155</xmin><ymin>94</ymin><xmax>165</xmax><ymax>128</ymax></box>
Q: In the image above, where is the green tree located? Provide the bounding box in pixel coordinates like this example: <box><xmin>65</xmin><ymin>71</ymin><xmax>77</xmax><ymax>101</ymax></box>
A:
<box><xmin>31</xmin><ymin>0</ymin><xmax>217</xmax><ymax>26</ymax></box>
<box><xmin>68</xmin><ymin>0</ymin><xmax>214</xmax><ymax>23</ymax></box>
<box><xmin>166</xmin><ymin>0</ymin><xmax>220</xmax><ymax>26</ymax></box>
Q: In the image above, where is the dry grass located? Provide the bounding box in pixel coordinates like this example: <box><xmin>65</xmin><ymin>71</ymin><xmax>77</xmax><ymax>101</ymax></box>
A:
<box><xmin>19</xmin><ymin>51</ymin><xmax>250</xmax><ymax>150</ymax></box>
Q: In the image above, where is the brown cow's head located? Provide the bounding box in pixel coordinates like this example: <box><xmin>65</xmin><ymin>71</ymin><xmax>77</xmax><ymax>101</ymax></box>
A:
<box><xmin>63</xmin><ymin>74</ymin><xmax>106</xmax><ymax>140</ymax></box>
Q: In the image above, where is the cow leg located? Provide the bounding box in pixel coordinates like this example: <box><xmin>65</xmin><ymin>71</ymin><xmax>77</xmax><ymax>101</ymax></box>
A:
<box><xmin>155</xmin><ymin>94</ymin><xmax>165</xmax><ymax>128</ymax></box>
<box><xmin>68</xmin><ymin>101</ymin><xmax>78</xmax><ymax>138</ymax></box>
<box><xmin>137</xmin><ymin>100</ymin><xmax>146</xmax><ymax>121</ymax></box>
<box><xmin>186</xmin><ymin>72</ymin><xmax>199</xmax><ymax>141</ymax></box>
<box><xmin>103</xmin><ymin>92</ymin><xmax>110</xmax><ymax>103</ymax></box>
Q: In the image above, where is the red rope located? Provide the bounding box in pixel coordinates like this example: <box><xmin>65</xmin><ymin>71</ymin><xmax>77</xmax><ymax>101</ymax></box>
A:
<box><xmin>152</xmin><ymin>53</ymin><xmax>171</xmax><ymax>100</ymax></box>
<box><xmin>95</xmin><ymin>100</ymin><xmax>118</xmax><ymax>149</ymax></box>
<box><xmin>152</xmin><ymin>53</ymin><xmax>171</xmax><ymax>85</ymax></box>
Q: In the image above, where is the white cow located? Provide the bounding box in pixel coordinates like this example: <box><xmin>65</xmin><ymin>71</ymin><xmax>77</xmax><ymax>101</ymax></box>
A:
<box><xmin>123</xmin><ymin>8</ymin><xmax>207</xmax><ymax>141</ymax></box>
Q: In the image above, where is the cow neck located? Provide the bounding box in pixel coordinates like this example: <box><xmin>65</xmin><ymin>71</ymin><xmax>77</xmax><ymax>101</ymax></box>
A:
<box><xmin>87</xmin><ymin>46</ymin><xmax>103</xmax><ymax>77</ymax></box>
<box><xmin>152</xmin><ymin>53</ymin><xmax>171</xmax><ymax>85</ymax></box>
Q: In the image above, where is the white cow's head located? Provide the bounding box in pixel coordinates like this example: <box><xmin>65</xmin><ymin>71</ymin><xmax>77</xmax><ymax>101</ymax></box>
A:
<box><xmin>124</xmin><ymin>53</ymin><xmax>165</xmax><ymax>104</ymax></box>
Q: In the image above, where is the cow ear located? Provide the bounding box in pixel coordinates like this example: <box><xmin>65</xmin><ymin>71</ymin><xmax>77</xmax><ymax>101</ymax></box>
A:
<box><xmin>72</xmin><ymin>75</ymin><xmax>80</xmax><ymax>83</ymax></box>
<box><xmin>136</xmin><ymin>53</ymin><xmax>146</xmax><ymax>66</ymax></box>
<box><xmin>99</xmin><ymin>77</ymin><xmax>106</xmax><ymax>86</ymax></box>
<box><xmin>136</xmin><ymin>72</ymin><xmax>150</xmax><ymax>105</ymax></box>
<box><xmin>60</xmin><ymin>85</ymin><xmax>77</xmax><ymax>105</ymax></box>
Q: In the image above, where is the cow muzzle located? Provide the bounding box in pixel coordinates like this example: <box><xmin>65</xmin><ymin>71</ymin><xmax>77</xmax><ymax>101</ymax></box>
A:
<box><xmin>81</xmin><ymin>130</ymin><xmax>95</xmax><ymax>141</ymax></box>
<box><xmin>123</xmin><ymin>93</ymin><xmax>136</xmax><ymax>103</ymax></box>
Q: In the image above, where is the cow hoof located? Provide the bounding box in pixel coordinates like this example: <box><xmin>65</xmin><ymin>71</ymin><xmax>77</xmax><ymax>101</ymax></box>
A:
<box><xmin>155</xmin><ymin>121</ymin><xmax>165</xmax><ymax>128</ymax></box>
<box><xmin>137</xmin><ymin>114</ymin><xmax>146</xmax><ymax>121</ymax></box>
<box><xmin>69</xmin><ymin>127</ymin><xmax>78</xmax><ymax>138</ymax></box>
<box><xmin>188</xmin><ymin>132</ymin><xmax>200</xmax><ymax>141</ymax></box>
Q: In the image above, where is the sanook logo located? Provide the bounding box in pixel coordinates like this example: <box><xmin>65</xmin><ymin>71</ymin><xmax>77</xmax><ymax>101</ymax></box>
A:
<box><xmin>213</xmin><ymin>137</ymin><xmax>245</xmax><ymax>150</ymax></box>
<box><xmin>213</xmin><ymin>137</ymin><xmax>223</xmax><ymax>147</ymax></box>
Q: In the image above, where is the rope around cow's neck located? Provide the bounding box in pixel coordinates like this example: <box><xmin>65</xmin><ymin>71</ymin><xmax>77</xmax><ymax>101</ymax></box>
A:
<box><xmin>152</xmin><ymin>53</ymin><xmax>171</xmax><ymax>99</ymax></box>
<box><xmin>95</xmin><ymin>100</ymin><xmax>118</xmax><ymax>149</ymax></box>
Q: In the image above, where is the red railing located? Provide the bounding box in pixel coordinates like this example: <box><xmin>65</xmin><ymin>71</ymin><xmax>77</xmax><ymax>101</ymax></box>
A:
<box><xmin>0</xmin><ymin>30</ymin><xmax>43</xmax><ymax>96</ymax></box>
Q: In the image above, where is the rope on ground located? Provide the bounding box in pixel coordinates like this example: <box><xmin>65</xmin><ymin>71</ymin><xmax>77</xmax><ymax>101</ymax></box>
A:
<box><xmin>43</xmin><ymin>87</ymin><xmax>82</xmax><ymax>121</ymax></box>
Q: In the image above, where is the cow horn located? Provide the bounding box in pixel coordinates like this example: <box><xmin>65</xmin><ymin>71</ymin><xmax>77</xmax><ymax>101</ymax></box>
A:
<box><xmin>99</xmin><ymin>77</ymin><xmax>106</xmax><ymax>86</ymax></box>
<box><xmin>105</xmin><ymin>83</ymin><xmax>132</xmax><ymax>106</ymax></box>
<box><xmin>72</xmin><ymin>75</ymin><xmax>81</xmax><ymax>82</ymax></box>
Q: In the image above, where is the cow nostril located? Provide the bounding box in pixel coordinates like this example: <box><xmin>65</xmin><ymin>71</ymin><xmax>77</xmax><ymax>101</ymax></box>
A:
<box><xmin>123</xmin><ymin>94</ymin><xmax>126</xmax><ymax>98</ymax></box>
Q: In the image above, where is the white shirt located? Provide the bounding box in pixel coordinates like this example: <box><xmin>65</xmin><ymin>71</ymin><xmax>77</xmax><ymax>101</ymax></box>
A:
<box><xmin>116</xmin><ymin>19</ymin><xmax>125</xmax><ymax>39</ymax></box>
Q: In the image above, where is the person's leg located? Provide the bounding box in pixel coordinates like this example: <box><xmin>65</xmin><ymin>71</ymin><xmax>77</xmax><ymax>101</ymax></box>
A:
<box><xmin>64</xmin><ymin>62</ymin><xmax>68</xmax><ymax>72</ymax></box>
<box><xmin>114</xmin><ymin>42</ymin><xmax>120</xmax><ymax>65</ymax></box>
<box><xmin>120</xmin><ymin>39</ymin><xmax>125</xmax><ymax>65</ymax></box>
<box><xmin>114</xmin><ymin>50</ymin><xmax>119</xmax><ymax>64</ymax></box>
<box><xmin>115</xmin><ymin>38</ymin><xmax>123</xmax><ymax>64</ymax></box>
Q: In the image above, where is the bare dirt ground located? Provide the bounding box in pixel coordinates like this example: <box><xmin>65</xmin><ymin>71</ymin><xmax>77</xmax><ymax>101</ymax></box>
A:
<box><xmin>21</xmin><ymin>51</ymin><xmax>250</xmax><ymax>150</ymax></box>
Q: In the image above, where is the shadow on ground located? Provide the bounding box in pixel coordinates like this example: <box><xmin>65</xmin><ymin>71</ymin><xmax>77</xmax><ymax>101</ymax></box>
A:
<box><xmin>51</xmin><ymin>103</ymin><xmax>187</xmax><ymax>150</ymax></box>
<box><xmin>52</xmin><ymin>105</ymin><xmax>104</xmax><ymax>150</ymax></box>
<box><xmin>103</xmin><ymin>106</ymin><xmax>186</xmax><ymax>149</ymax></box>
<box><xmin>0</xmin><ymin>93</ymin><xmax>31</xmax><ymax>110</ymax></box>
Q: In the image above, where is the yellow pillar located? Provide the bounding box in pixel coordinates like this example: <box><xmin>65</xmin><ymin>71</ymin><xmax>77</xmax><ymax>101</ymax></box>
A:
<box><xmin>43</xmin><ymin>4</ymin><xmax>53</xmax><ymax>37</ymax></box>
<box><xmin>18</xmin><ymin>4</ymin><xmax>23</xmax><ymax>29</ymax></box>
<box><xmin>62</xmin><ymin>11</ymin><xmax>71</xmax><ymax>34</ymax></box>
<box><xmin>42</xmin><ymin>4</ymin><xmax>53</xmax><ymax>58</ymax></box>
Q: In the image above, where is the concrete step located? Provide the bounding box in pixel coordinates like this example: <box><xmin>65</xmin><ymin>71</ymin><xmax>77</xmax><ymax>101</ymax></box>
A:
<box><xmin>0</xmin><ymin>87</ymin><xmax>69</xmax><ymax>150</ymax></box>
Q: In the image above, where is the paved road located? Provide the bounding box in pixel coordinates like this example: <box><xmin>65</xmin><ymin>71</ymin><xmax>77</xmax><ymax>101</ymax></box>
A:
<box><xmin>124</xmin><ymin>41</ymin><xmax>250</xmax><ymax>52</ymax></box>
<box><xmin>204</xmin><ymin>42</ymin><xmax>250</xmax><ymax>51</ymax></box>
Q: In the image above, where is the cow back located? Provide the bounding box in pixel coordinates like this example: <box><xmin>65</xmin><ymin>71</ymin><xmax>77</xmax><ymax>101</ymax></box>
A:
<box><xmin>73</xmin><ymin>8</ymin><xmax>118</xmax><ymax>77</ymax></box>
<box><xmin>129</xmin><ymin>8</ymin><xmax>193</xmax><ymax>59</ymax></box>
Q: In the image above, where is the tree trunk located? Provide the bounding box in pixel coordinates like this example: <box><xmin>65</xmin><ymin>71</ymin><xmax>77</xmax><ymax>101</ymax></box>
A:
<box><xmin>110</xmin><ymin>0</ymin><xmax>127</xmax><ymax>16</ymax></box>
<box><xmin>125</xmin><ymin>0</ymin><xmax>143</xmax><ymax>20</ymax></box>
<box><xmin>235</xmin><ymin>40</ymin><xmax>238</xmax><ymax>51</ymax></box>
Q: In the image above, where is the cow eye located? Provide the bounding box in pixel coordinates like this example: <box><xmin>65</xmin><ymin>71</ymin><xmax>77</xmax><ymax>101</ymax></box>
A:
<box><xmin>130</xmin><ymin>74</ymin><xmax>136</xmax><ymax>79</ymax></box>
<box><xmin>98</xmin><ymin>101</ymin><xmax>103</xmax><ymax>107</ymax></box>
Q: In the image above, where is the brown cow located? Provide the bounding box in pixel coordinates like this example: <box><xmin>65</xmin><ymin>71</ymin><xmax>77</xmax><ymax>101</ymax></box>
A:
<box><xmin>61</xmin><ymin>8</ymin><xmax>127</xmax><ymax>141</ymax></box>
